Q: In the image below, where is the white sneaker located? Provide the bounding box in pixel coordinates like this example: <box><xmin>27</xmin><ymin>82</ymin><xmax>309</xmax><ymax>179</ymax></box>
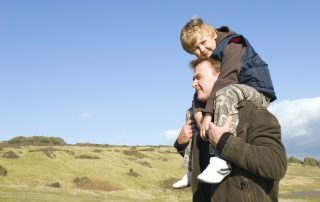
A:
<box><xmin>172</xmin><ymin>170</ymin><xmax>192</xmax><ymax>189</ymax></box>
<box><xmin>197</xmin><ymin>157</ymin><xmax>231</xmax><ymax>184</ymax></box>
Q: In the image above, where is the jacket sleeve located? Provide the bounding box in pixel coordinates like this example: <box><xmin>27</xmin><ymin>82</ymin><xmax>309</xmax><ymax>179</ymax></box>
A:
<box><xmin>203</xmin><ymin>43</ymin><xmax>245</xmax><ymax>114</ymax></box>
<box><xmin>220</xmin><ymin>103</ymin><xmax>287</xmax><ymax>180</ymax></box>
<box><xmin>174</xmin><ymin>140</ymin><xmax>188</xmax><ymax>157</ymax></box>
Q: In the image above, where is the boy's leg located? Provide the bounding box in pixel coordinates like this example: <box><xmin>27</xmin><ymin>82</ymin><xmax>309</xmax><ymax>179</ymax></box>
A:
<box><xmin>232</xmin><ymin>84</ymin><xmax>269</xmax><ymax>109</ymax></box>
<box><xmin>197</xmin><ymin>86</ymin><xmax>240</xmax><ymax>184</ymax></box>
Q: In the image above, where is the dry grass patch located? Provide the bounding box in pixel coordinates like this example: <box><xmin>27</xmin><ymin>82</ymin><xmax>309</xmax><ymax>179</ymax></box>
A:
<box><xmin>73</xmin><ymin>176</ymin><xmax>121</xmax><ymax>192</ymax></box>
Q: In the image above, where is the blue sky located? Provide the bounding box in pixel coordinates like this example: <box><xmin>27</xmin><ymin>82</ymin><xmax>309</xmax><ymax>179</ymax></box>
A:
<box><xmin>1</xmin><ymin>1</ymin><xmax>319</xmax><ymax>158</ymax></box>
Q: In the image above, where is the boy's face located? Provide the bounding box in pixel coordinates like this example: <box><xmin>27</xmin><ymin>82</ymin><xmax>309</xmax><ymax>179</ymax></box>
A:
<box><xmin>192</xmin><ymin>61</ymin><xmax>219</xmax><ymax>102</ymax></box>
<box><xmin>193</xmin><ymin>33</ymin><xmax>217</xmax><ymax>59</ymax></box>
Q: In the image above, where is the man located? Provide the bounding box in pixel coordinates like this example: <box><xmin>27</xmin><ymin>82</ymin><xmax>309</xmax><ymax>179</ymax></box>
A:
<box><xmin>174</xmin><ymin>57</ymin><xmax>287</xmax><ymax>201</ymax></box>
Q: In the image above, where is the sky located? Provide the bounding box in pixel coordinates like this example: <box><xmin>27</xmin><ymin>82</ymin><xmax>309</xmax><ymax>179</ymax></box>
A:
<box><xmin>0</xmin><ymin>1</ymin><xmax>319</xmax><ymax>159</ymax></box>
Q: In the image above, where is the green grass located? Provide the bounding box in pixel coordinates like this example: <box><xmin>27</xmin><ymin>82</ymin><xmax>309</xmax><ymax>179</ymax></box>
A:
<box><xmin>279</xmin><ymin>163</ymin><xmax>320</xmax><ymax>201</ymax></box>
<box><xmin>0</xmin><ymin>145</ymin><xmax>319</xmax><ymax>201</ymax></box>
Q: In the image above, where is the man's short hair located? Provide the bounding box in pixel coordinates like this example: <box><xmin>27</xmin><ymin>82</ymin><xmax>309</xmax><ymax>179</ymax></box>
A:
<box><xmin>190</xmin><ymin>57</ymin><xmax>221</xmax><ymax>74</ymax></box>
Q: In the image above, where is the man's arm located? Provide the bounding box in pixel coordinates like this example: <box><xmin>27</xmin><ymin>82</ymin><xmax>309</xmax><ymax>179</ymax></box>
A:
<box><xmin>208</xmin><ymin>102</ymin><xmax>287</xmax><ymax>180</ymax></box>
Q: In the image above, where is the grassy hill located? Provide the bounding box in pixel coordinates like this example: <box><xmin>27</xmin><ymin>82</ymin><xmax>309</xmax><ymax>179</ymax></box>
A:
<box><xmin>0</xmin><ymin>145</ymin><xmax>319</xmax><ymax>202</ymax></box>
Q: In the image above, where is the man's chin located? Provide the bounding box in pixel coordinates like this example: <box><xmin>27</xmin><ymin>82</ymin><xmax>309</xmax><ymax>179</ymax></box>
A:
<box><xmin>197</xmin><ymin>96</ymin><xmax>206</xmax><ymax>102</ymax></box>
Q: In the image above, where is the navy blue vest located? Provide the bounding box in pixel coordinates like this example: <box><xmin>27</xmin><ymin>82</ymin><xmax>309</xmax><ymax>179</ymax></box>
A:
<box><xmin>212</xmin><ymin>34</ymin><xmax>277</xmax><ymax>102</ymax></box>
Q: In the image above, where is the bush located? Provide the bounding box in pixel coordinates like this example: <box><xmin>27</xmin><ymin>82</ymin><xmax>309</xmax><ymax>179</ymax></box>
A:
<box><xmin>138</xmin><ymin>161</ymin><xmax>152</xmax><ymax>168</ymax></box>
<box><xmin>46</xmin><ymin>182</ymin><xmax>61</xmax><ymax>188</ymax></box>
<box><xmin>73</xmin><ymin>176</ymin><xmax>120</xmax><ymax>191</ymax></box>
<box><xmin>0</xmin><ymin>165</ymin><xmax>7</xmax><ymax>176</ymax></box>
<box><xmin>75</xmin><ymin>155</ymin><xmax>100</xmax><ymax>159</ymax></box>
<box><xmin>29</xmin><ymin>147</ymin><xmax>74</xmax><ymax>159</ymax></box>
<box><xmin>93</xmin><ymin>149</ymin><xmax>103</xmax><ymax>153</ymax></box>
<box><xmin>139</xmin><ymin>147</ymin><xmax>155</xmax><ymax>152</ymax></box>
<box><xmin>123</xmin><ymin>150</ymin><xmax>147</xmax><ymax>159</ymax></box>
<box><xmin>288</xmin><ymin>156</ymin><xmax>303</xmax><ymax>164</ymax></box>
<box><xmin>2</xmin><ymin>151</ymin><xmax>19</xmax><ymax>159</ymax></box>
<box><xmin>303</xmin><ymin>157</ymin><xmax>319</xmax><ymax>167</ymax></box>
<box><xmin>7</xmin><ymin>136</ymin><xmax>66</xmax><ymax>146</ymax></box>
<box><xmin>127</xmin><ymin>168</ymin><xmax>140</xmax><ymax>177</ymax></box>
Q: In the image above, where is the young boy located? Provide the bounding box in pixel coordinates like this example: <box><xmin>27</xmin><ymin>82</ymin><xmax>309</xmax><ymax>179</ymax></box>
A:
<box><xmin>173</xmin><ymin>17</ymin><xmax>276</xmax><ymax>187</ymax></box>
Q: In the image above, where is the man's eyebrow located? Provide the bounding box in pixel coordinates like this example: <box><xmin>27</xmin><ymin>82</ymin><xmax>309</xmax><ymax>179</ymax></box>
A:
<box><xmin>193</xmin><ymin>73</ymin><xmax>200</xmax><ymax>80</ymax></box>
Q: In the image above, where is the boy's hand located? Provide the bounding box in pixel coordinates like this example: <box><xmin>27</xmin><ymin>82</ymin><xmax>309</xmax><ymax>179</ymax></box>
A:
<box><xmin>177</xmin><ymin>120</ymin><xmax>194</xmax><ymax>145</ymax></box>
<box><xmin>200</xmin><ymin>113</ymin><xmax>212</xmax><ymax>140</ymax></box>
<box><xmin>194</xmin><ymin>111</ymin><xmax>203</xmax><ymax>129</ymax></box>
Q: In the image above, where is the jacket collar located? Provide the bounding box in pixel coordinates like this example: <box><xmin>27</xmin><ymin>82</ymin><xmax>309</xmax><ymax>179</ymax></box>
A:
<box><xmin>216</xmin><ymin>26</ymin><xmax>236</xmax><ymax>45</ymax></box>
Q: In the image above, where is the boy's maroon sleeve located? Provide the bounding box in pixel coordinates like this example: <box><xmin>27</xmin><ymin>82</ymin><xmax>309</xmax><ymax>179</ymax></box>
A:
<box><xmin>204</xmin><ymin>43</ymin><xmax>245</xmax><ymax>114</ymax></box>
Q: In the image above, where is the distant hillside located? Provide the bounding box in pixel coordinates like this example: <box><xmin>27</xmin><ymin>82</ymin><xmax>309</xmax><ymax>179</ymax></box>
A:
<box><xmin>0</xmin><ymin>143</ymin><xmax>319</xmax><ymax>201</ymax></box>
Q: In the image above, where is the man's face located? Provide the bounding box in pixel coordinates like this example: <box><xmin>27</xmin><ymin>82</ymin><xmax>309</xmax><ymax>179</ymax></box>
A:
<box><xmin>192</xmin><ymin>61</ymin><xmax>219</xmax><ymax>102</ymax></box>
<box><xmin>193</xmin><ymin>33</ymin><xmax>217</xmax><ymax>59</ymax></box>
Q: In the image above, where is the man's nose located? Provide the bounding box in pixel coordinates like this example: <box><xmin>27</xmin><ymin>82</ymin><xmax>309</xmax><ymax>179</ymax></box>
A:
<box><xmin>192</xmin><ymin>80</ymin><xmax>197</xmax><ymax>88</ymax></box>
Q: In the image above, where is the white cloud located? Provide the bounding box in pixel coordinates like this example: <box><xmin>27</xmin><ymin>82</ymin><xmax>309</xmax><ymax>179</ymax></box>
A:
<box><xmin>80</xmin><ymin>112</ymin><xmax>92</xmax><ymax>120</ymax></box>
<box><xmin>269</xmin><ymin>97</ymin><xmax>320</xmax><ymax>137</ymax></box>
<box><xmin>160</xmin><ymin>129</ymin><xmax>180</xmax><ymax>145</ymax></box>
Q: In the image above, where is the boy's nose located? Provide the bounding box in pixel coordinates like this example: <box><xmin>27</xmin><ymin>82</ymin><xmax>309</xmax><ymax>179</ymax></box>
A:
<box><xmin>199</xmin><ymin>45</ymin><xmax>205</xmax><ymax>52</ymax></box>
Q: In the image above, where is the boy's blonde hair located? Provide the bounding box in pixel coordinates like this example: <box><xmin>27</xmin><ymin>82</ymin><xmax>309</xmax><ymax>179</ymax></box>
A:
<box><xmin>190</xmin><ymin>57</ymin><xmax>221</xmax><ymax>74</ymax></box>
<box><xmin>180</xmin><ymin>18</ymin><xmax>217</xmax><ymax>54</ymax></box>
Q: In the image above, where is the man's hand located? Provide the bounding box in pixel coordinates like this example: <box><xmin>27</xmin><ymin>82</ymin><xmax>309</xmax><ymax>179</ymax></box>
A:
<box><xmin>177</xmin><ymin>120</ymin><xmax>194</xmax><ymax>144</ymax></box>
<box><xmin>207</xmin><ymin>116</ymin><xmax>232</xmax><ymax>146</ymax></box>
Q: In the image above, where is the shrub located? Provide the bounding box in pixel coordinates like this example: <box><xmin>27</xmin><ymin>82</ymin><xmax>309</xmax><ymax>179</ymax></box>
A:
<box><xmin>127</xmin><ymin>168</ymin><xmax>140</xmax><ymax>177</ymax></box>
<box><xmin>123</xmin><ymin>150</ymin><xmax>147</xmax><ymax>159</ymax></box>
<box><xmin>139</xmin><ymin>147</ymin><xmax>155</xmax><ymax>152</ymax></box>
<box><xmin>46</xmin><ymin>182</ymin><xmax>61</xmax><ymax>188</ymax></box>
<box><xmin>2</xmin><ymin>151</ymin><xmax>19</xmax><ymax>159</ymax></box>
<box><xmin>0</xmin><ymin>165</ymin><xmax>7</xmax><ymax>176</ymax></box>
<box><xmin>93</xmin><ymin>149</ymin><xmax>103</xmax><ymax>153</ymax></box>
<box><xmin>138</xmin><ymin>161</ymin><xmax>152</xmax><ymax>168</ymax></box>
<box><xmin>29</xmin><ymin>147</ymin><xmax>73</xmax><ymax>159</ymax></box>
<box><xmin>74</xmin><ymin>143</ymin><xmax>111</xmax><ymax>148</ymax></box>
<box><xmin>303</xmin><ymin>157</ymin><xmax>319</xmax><ymax>167</ymax></box>
<box><xmin>7</xmin><ymin>136</ymin><xmax>66</xmax><ymax>146</ymax></box>
<box><xmin>75</xmin><ymin>155</ymin><xmax>100</xmax><ymax>159</ymax></box>
<box><xmin>288</xmin><ymin>156</ymin><xmax>303</xmax><ymax>164</ymax></box>
<box><xmin>73</xmin><ymin>176</ymin><xmax>120</xmax><ymax>191</ymax></box>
